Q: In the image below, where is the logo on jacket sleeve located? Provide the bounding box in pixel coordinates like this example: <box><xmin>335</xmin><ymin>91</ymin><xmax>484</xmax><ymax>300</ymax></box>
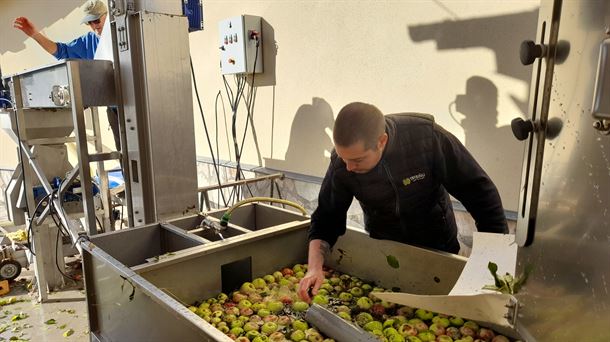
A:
<box><xmin>402</xmin><ymin>173</ymin><xmax>426</xmax><ymax>186</ymax></box>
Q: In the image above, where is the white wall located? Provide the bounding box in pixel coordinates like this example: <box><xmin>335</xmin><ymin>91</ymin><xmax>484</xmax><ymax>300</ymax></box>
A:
<box><xmin>189</xmin><ymin>1</ymin><xmax>538</xmax><ymax>211</ymax></box>
<box><xmin>0</xmin><ymin>1</ymin><xmax>540</xmax><ymax>211</ymax></box>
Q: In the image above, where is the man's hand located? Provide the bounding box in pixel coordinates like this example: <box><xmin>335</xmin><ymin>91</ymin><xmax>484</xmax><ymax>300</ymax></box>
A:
<box><xmin>13</xmin><ymin>17</ymin><xmax>57</xmax><ymax>56</ymax></box>
<box><xmin>14</xmin><ymin>17</ymin><xmax>38</xmax><ymax>37</ymax></box>
<box><xmin>298</xmin><ymin>268</ymin><xmax>325</xmax><ymax>303</ymax></box>
<box><xmin>297</xmin><ymin>239</ymin><xmax>331</xmax><ymax>303</ymax></box>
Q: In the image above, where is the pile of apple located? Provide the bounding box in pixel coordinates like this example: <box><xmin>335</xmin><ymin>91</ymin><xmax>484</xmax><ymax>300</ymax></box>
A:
<box><xmin>187</xmin><ymin>264</ymin><xmax>516</xmax><ymax>342</ymax></box>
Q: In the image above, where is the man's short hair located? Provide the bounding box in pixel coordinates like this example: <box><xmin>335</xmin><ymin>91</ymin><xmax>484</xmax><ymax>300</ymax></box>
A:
<box><xmin>333</xmin><ymin>102</ymin><xmax>385</xmax><ymax>150</ymax></box>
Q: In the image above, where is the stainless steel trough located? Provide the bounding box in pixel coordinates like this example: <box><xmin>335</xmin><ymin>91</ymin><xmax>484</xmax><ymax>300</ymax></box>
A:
<box><xmin>83</xmin><ymin>203</ymin><xmax>466</xmax><ymax>342</ymax></box>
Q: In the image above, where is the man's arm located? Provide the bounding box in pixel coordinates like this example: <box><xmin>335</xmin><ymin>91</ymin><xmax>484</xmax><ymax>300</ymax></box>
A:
<box><xmin>13</xmin><ymin>17</ymin><xmax>58</xmax><ymax>55</ymax></box>
<box><xmin>297</xmin><ymin>239</ymin><xmax>330</xmax><ymax>303</ymax></box>
<box><xmin>297</xmin><ymin>153</ymin><xmax>353</xmax><ymax>302</ymax></box>
<box><xmin>433</xmin><ymin>124</ymin><xmax>508</xmax><ymax>233</ymax></box>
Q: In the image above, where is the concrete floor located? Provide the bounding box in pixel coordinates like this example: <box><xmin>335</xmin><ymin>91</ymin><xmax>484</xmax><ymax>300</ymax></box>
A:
<box><xmin>0</xmin><ymin>266</ymin><xmax>89</xmax><ymax>342</ymax></box>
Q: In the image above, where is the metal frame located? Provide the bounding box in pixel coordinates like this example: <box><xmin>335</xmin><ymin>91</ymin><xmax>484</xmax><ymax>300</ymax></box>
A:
<box><xmin>5</xmin><ymin>60</ymin><xmax>117</xmax><ymax>301</ymax></box>
<box><xmin>197</xmin><ymin>173</ymin><xmax>284</xmax><ymax>211</ymax></box>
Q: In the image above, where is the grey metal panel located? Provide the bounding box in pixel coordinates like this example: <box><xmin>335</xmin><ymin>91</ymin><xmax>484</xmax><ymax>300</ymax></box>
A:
<box><xmin>205</xmin><ymin>203</ymin><xmax>309</xmax><ymax>230</ymax></box>
<box><xmin>82</xmin><ymin>243</ymin><xmax>223</xmax><ymax>342</ymax></box>
<box><xmin>328</xmin><ymin>228</ymin><xmax>467</xmax><ymax>295</ymax></box>
<box><xmin>118</xmin><ymin>12</ymin><xmax>198</xmax><ymax>226</ymax></box>
<box><xmin>14</xmin><ymin>60</ymin><xmax>115</xmax><ymax>108</ymax></box>
<box><xmin>90</xmin><ymin>223</ymin><xmax>204</xmax><ymax>268</ymax></box>
<box><xmin>515</xmin><ymin>0</ymin><xmax>610</xmax><ymax>340</ymax></box>
<box><xmin>140</xmin><ymin>12</ymin><xmax>198</xmax><ymax>219</ymax></box>
<box><xmin>137</xmin><ymin>224</ymin><xmax>310</xmax><ymax>306</ymax></box>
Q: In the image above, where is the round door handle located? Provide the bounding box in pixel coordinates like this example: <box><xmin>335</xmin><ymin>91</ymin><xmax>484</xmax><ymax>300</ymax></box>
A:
<box><xmin>520</xmin><ymin>40</ymin><xmax>546</xmax><ymax>65</ymax></box>
<box><xmin>511</xmin><ymin>118</ymin><xmax>536</xmax><ymax>140</ymax></box>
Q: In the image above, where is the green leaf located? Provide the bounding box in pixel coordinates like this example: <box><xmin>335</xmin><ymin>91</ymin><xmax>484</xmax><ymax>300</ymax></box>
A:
<box><xmin>483</xmin><ymin>262</ymin><xmax>535</xmax><ymax>295</ymax></box>
<box><xmin>487</xmin><ymin>262</ymin><xmax>503</xmax><ymax>288</ymax></box>
<box><xmin>10</xmin><ymin>313</ymin><xmax>27</xmax><ymax>321</ymax></box>
<box><xmin>44</xmin><ymin>319</ymin><xmax>56</xmax><ymax>325</ymax></box>
<box><xmin>513</xmin><ymin>264</ymin><xmax>534</xmax><ymax>293</ymax></box>
<box><xmin>63</xmin><ymin>328</ymin><xmax>74</xmax><ymax>337</ymax></box>
<box><xmin>58</xmin><ymin>324</ymin><xmax>67</xmax><ymax>329</ymax></box>
<box><xmin>386</xmin><ymin>255</ymin><xmax>400</xmax><ymax>269</ymax></box>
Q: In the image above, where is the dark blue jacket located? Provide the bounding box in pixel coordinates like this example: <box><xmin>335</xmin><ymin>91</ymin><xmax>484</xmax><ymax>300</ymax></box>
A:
<box><xmin>309</xmin><ymin>113</ymin><xmax>508</xmax><ymax>253</ymax></box>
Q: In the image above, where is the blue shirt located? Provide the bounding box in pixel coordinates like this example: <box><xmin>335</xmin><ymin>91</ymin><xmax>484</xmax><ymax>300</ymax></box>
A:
<box><xmin>53</xmin><ymin>31</ymin><xmax>99</xmax><ymax>60</ymax></box>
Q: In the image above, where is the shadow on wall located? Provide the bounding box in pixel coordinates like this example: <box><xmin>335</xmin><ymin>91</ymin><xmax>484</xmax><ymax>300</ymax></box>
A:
<box><xmin>265</xmin><ymin>97</ymin><xmax>334</xmax><ymax>177</ymax></box>
<box><xmin>453</xmin><ymin>76</ymin><xmax>524</xmax><ymax>191</ymax></box>
<box><xmin>0</xmin><ymin>0</ymin><xmax>84</xmax><ymax>55</ymax></box>
<box><xmin>408</xmin><ymin>9</ymin><xmax>539</xmax><ymax>115</ymax></box>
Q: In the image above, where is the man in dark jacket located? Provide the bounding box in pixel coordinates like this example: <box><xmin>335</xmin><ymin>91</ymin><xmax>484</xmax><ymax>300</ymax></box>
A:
<box><xmin>298</xmin><ymin>102</ymin><xmax>508</xmax><ymax>302</ymax></box>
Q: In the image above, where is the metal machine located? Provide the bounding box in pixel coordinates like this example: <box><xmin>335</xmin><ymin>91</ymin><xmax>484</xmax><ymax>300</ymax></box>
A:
<box><xmin>510</xmin><ymin>0</ymin><xmax>610</xmax><ymax>340</ymax></box>
<box><xmin>2</xmin><ymin>0</ymin><xmax>609</xmax><ymax>340</ymax></box>
<box><xmin>79</xmin><ymin>0</ymin><xmax>609</xmax><ymax>340</ymax></box>
<box><xmin>0</xmin><ymin>60</ymin><xmax>117</xmax><ymax>300</ymax></box>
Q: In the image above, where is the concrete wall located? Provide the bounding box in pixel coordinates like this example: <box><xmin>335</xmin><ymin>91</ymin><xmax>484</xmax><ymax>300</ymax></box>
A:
<box><xmin>0</xmin><ymin>1</ymin><xmax>540</xmax><ymax>211</ymax></box>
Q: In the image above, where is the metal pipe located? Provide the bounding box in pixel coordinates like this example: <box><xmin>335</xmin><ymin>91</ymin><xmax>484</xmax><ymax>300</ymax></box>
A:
<box><xmin>219</xmin><ymin>197</ymin><xmax>307</xmax><ymax>227</ymax></box>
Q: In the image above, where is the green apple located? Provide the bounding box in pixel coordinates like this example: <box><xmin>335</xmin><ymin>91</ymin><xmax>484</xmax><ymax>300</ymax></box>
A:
<box><xmin>258</xmin><ymin>308</ymin><xmax>271</xmax><ymax>317</ymax></box>
<box><xmin>432</xmin><ymin>316</ymin><xmax>450</xmax><ymax>328</ymax></box>
<box><xmin>267</xmin><ymin>300</ymin><xmax>284</xmax><ymax>313</ymax></box>
<box><xmin>230</xmin><ymin>327</ymin><xmax>244</xmax><ymax>336</ymax></box>
<box><xmin>363</xmin><ymin>321</ymin><xmax>383</xmax><ymax>332</ymax></box>
<box><xmin>398</xmin><ymin>323</ymin><xmax>418</xmax><ymax>337</ymax></box>
<box><xmin>416</xmin><ymin>331</ymin><xmax>436</xmax><ymax>341</ymax></box>
<box><xmin>338</xmin><ymin>292</ymin><xmax>353</xmax><ymax>302</ymax></box>
<box><xmin>337</xmin><ymin>311</ymin><xmax>351</xmax><ymax>320</ymax></box>
<box><xmin>292</xmin><ymin>319</ymin><xmax>309</xmax><ymax>331</ymax></box>
<box><xmin>356</xmin><ymin>297</ymin><xmax>373</xmax><ymax>310</ymax></box>
<box><xmin>312</xmin><ymin>294</ymin><xmax>329</xmax><ymax>306</ymax></box>
<box><xmin>292</xmin><ymin>301</ymin><xmax>309</xmax><ymax>312</ymax></box>
<box><xmin>240</xmin><ymin>282</ymin><xmax>257</xmax><ymax>294</ymax></box>
<box><xmin>449</xmin><ymin>316</ymin><xmax>464</xmax><ymax>327</ymax></box>
<box><xmin>349</xmin><ymin>287</ymin><xmax>364</xmax><ymax>297</ymax></box>
<box><xmin>290</xmin><ymin>329</ymin><xmax>305</xmax><ymax>341</ymax></box>
<box><xmin>415</xmin><ymin>309</ymin><xmax>434</xmax><ymax>321</ymax></box>
<box><xmin>261</xmin><ymin>321</ymin><xmax>278</xmax><ymax>335</ymax></box>
<box><xmin>355</xmin><ymin>312</ymin><xmax>373</xmax><ymax>326</ymax></box>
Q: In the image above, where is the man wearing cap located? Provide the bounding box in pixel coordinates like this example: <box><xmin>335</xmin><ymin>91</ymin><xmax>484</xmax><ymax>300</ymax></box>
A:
<box><xmin>13</xmin><ymin>0</ymin><xmax>107</xmax><ymax>60</ymax></box>
<box><xmin>13</xmin><ymin>0</ymin><xmax>121</xmax><ymax>153</ymax></box>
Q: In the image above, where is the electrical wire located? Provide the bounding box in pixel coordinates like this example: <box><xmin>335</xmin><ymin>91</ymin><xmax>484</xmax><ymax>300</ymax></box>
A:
<box><xmin>214</xmin><ymin>90</ymin><xmax>226</xmax><ymax>207</ymax></box>
<box><xmin>219</xmin><ymin>36</ymin><xmax>263</xmax><ymax>206</ymax></box>
<box><xmin>120</xmin><ymin>202</ymin><xmax>124</xmax><ymax>230</ymax></box>
<box><xmin>25</xmin><ymin>192</ymin><xmax>53</xmax><ymax>256</ymax></box>
<box><xmin>0</xmin><ymin>98</ymin><xmax>13</xmax><ymax>108</ymax></box>
<box><xmin>95</xmin><ymin>215</ymin><xmax>103</xmax><ymax>232</ymax></box>
<box><xmin>54</xmin><ymin>226</ymin><xmax>77</xmax><ymax>281</ymax></box>
<box><xmin>191</xmin><ymin>57</ymin><xmax>228</xmax><ymax>207</ymax></box>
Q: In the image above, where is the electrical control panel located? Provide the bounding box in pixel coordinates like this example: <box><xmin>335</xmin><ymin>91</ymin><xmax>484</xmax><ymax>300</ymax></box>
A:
<box><xmin>219</xmin><ymin>15</ymin><xmax>263</xmax><ymax>75</ymax></box>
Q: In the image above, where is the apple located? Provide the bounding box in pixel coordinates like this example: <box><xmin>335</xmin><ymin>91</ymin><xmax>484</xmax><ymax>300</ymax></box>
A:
<box><xmin>241</xmin><ymin>282</ymin><xmax>257</xmax><ymax>294</ymax></box>
<box><xmin>292</xmin><ymin>319</ymin><xmax>309</xmax><ymax>331</ymax></box>
<box><xmin>449</xmin><ymin>316</ymin><xmax>464</xmax><ymax>327</ymax></box>
<box><xmin>267</xmin><ymin>300</ymin><xmax>284</xmax><ymax>314</ymax></box>
<box><xmin>398</xmin><ymin>323</ymin><xmax>418</xmax><ymax>337</ymax></box>
<box><xmin>261</xmin><ymin>321</ymin><xmax>278</xmax><ymax>335</ymax></box>
<box><xmin>415</xmin><ymin>309</ymin><xmax>434</xmax><ymax>321</ymax></box>
<box><xmin>355</xmin><ymin>312</ymin><xmax>373</xmax><ymax>326</ymax></box>
<box><xmin>292</xmin><ymin>301</ymin><xmax>309</xmax><ymax>312</ymax></box>
<box><xmin>356</xmin><ymin>297</ymin><xmax>373</xmax><ymax>310</ymax></box>
<box><xmin>363</xmin><ymin>321</ymin><xmax>383</xmax><ymax>332</ymax></box>
<box><xmin>290</xmin><ymin>329</ymin><xmax>305</xmax><ymax>341</ymax></box>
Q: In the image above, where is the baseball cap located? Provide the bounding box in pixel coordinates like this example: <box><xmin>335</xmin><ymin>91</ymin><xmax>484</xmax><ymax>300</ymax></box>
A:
<box><xmin>81</xmin><ymin>0</ymin><xmax>108</xmax><ymax>24</ymax></box>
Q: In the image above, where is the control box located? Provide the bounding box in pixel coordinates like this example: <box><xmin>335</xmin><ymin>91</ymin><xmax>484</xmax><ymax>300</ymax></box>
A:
<box><xmin>218</xmin><ymin>15</ymin><xmax>263</xmax><ymax>75</ymax></box>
